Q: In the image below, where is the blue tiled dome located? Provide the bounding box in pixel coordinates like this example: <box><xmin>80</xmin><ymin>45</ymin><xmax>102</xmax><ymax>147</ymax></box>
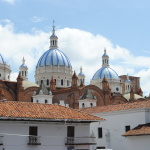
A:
<box><xmin>0</xmin><ymin>54</ymin><xmax>5</xmax><ymax>64</ymax></box>
<box><xmin>20</xmin><ymin>64</ymin><xmax>27</xmax><ymax>68</ymax></box>
<box><xmin>78</xmin><ymin>72</ymin><xmax>85</xmax><ymax>76</ymax></box>
<box><xmin>92</xmin><ymin>67</ymin><xmax>119</xmax><ymax>80</ymax></box>
<box><xmin>36</xmin><ymin>49</ymin><xmax>72</xmax><ymax>68</ymax></box>
<box><xmin>125</xmin><ymin>79</ymin><xmax>131</xmax><ymax>82</ymax></box>
<box><xmin>102</xmin><ymin>53</ymin><xmax>109</xmax><ymax>57</ymax></box>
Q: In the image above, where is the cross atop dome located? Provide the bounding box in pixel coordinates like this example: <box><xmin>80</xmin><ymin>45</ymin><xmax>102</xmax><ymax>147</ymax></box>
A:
<box><xmin>49</xmin><ymin>20</ymin><xmax>58</xmax><ymax>49</ymax></box>
<box><xmin>52</xmin><ymin>19</ymin><xmax>56</xmax><ymax>36</ymax></box>
<box><xmin>22</xmin><ymin>57</ymin><xmax>25</xmax><ymax>65</ymax></box>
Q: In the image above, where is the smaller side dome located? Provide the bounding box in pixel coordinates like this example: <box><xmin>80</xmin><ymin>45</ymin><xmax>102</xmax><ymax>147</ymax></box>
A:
<box><xmin>20</xmin><ymin>57</ymin><xmax>27</xmax><ymax>68</ymax></box>
<box><xmin>125</xmin><ymin>74</ymin><xmax>131</xmax><ymax>82</ymax></box>
<box><xmin>78</xmin><ymin>66</ymin><xmax>85</xmax><ymax>76</ymax></box>
<box><xmin>92</xmin><ymin>67</ymin><xmax>119</xmax><ymax>80</ymax></box>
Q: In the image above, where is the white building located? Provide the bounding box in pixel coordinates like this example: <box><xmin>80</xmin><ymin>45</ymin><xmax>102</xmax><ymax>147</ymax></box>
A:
<box><xmin>122</xmin><ymin>123</ymin><xmax>150</xmax><ymax>150</ymax></box>
<box><xmin>0</xmin><ymin>101</ymin><xmax>104</xmax><ymax>150</ymax></box>
<box><xmin>80</xmin><ymin>99</ymin><xmax>150</xmax><ymax>150</ymax></box>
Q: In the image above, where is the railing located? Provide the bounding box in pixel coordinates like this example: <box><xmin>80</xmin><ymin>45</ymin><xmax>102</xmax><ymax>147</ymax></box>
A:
<box><xmin>28</xmin><ymin>136</ymin><xmax>41</xmax><ymax>145</ymax></box>
<box><xmin>65</xmin><ymin>137</ymin><xmax>96</xmax><ymax>145</ymax></box>
<box><xmin>0</xmin><ymin>136</ymin><xmax>3</xmax><ymax>145</ymax></box>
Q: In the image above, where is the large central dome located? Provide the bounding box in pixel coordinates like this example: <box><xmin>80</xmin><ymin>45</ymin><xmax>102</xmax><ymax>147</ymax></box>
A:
<box><xmin>36</xmin><ymin>49</ymin><xmax>72</xmax><ymax>68</ymax></box>
<box><xmin>35</xmin><ymin>24</ymin><xmax>72</xmax><ymax>88</ymax></box>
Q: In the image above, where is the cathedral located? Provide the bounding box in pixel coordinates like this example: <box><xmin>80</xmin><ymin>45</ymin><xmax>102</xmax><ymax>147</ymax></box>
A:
<box><xmin>0</xmin><ymin>24</ymin><xmax>144</xmax><ymax>108</ymax></box>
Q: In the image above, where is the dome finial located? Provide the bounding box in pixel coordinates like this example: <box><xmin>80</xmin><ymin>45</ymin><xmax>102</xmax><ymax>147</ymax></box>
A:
<box><xmin>80</xmin><ymin>66</ymin><xmax>83</xmax><ymax>73</ymax></box>
<box><xmin>22</xmin><ymin>57</ymin><xmax>25</xmax><ymax>65</ymax></box>
<box><xmin>52</xmin><ymin>19</ymin><xmax>55</xmax><ymax>35</ymax></box>
<box><xmin>104</xmin><ymin>47</ymin><xmax>106</xmax><ymax>54</ymax></box>
<box><xmin>102</xmin><ymin>48</ymin><xmax>109</xmax><ymax>67</ymax></box>
<box><xmin>49</xmin><ymin>20</ymin><xmax>58</xmax><ymax>49</ymax></box>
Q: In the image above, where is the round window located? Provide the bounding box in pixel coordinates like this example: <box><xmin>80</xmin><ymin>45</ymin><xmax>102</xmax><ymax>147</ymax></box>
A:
<box><xmin>116</xmin><ymin>87</ymin><xmax>119</xmax><ymax>91</ymax></box>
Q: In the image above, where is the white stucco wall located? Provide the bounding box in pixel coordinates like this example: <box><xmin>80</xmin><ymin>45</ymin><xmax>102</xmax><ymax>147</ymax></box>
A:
<box><xmin>0</xmin><ymin>121</ymin><xmax>92</xmax><ymax>150</ymax></box>
<box><xmin>90</xmin><ymin>108</ymin><xmax>149</xmax><ymax>150</ymax></box>
<box><xmin>126</xmin><ymin>136</ymin><xmax>150</xmax><ymax>150</ymax></box>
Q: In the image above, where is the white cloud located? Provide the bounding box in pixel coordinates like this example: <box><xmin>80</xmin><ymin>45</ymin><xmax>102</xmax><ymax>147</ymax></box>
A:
<box><xmin>0</xmin><ymin>21</ymin><xmax>150</xmax><ymax>95</ymax></box>
<box><xmin>30</xmin><ymin>16</ymin><xmax>46</xmax><ymax>23</ymax></box>
<box><xmin>1</xmin><ymin>0</ymin><xmax>15</xmax><ymax>4</ymax></box>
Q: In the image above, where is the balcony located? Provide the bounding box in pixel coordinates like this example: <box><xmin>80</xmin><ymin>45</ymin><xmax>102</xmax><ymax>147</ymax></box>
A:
<box><xmin>28</xmin><ymin>136</ymin><xmax>41</xmax><ymax>145</ymax></box>
<box><xmin>0</xmin><ymin>136</ymin><xmax>3</xmax><ymax>145</ymax></box>
<box><xmin>65</xmin><ymin>137</ymin><xmax>96</xmax><ymax>145</ymax></box>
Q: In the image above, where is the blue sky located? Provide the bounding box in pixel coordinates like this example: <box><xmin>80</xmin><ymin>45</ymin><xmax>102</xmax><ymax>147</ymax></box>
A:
<box><xmin>0</xmin><ymin>0</ymin><xmax>150</xmax><ymax>95</ymax></box>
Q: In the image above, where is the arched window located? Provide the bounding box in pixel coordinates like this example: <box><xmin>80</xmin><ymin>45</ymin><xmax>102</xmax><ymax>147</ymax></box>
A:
<box><xmin>25</xmin><ymin>71</ymin><xmax>26</xmax><ymax>77</ymax></box>
<box><xmin>47</xmin><ymin>79</ymin><xmax>49</xmax><ymax>85</ymax></box>
<box><xmin>41</xmin><ymin>80</ymin><xmax>43</xmax><ymax>84</ymax></box>
<box><xmin>67</xmin><ymin>80</ymin><xmax>69</xmax><ymax>86</ymax></box>
<box><xmin>45</xmin><ymin>99</ymin><xmax>48</xmax><ymax>103</ymax></box>
<box><xmin>105</xmin><ymin>59</ymin><xmax>106</xmax><ymax>63</ymax></box>
<box><xmin>54</xmin><ymin>79</ymin><xmax>56</xmax><ymax>85</ymax></box>
<box><xmin>36</xmin><ymin>100</ymin><xmax>39</xmax><ymax>103</ymax></box>
<box><xmin>128</xmin><ymin>85</ymin><xmax>129</xmax><ymax>89</ymax></box>
<box><xmin>90</xmin><ymin>103</ymin><xmax>93</xmax><ymax>107</ymax></box>
<box><xmin>82</xmin><ymin>103</ymin><xmax>85</xmax><ymax>108</ymax></box>
<box><xmin>8</xmin><ymin>75</ymin><xmax>9</xmax><ymax>79</ymax></box>
<box><xmin>61</xmin><ymin>79</ymin><xmax>63</xmax><ymax>86</ymax></box>
<box><xmin>22</xmin><ymin>71</ymin><xmax>24</xmax><ymax>76</ymax></box>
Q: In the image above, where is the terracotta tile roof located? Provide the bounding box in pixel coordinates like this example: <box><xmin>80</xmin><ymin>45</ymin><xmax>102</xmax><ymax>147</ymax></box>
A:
<box><xmin>0</xmin><ymin>101</ymin><xmax>104</xmax><ymax>122</ymax></box>
<box><xmin>122</xmin><ymin>123</ymin><xmax>150</xmax><ymax>136</ymax></box>
<box><xmin>79</xmin><ymin>99</ymin><xmax>150</xmax><ymax>114</ymax></box>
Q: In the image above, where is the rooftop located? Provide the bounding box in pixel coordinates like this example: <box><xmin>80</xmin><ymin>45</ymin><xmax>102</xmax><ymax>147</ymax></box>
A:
<box><xmin>122</xmin><ymin>123</ymin><xmax>150</xmax><ymax>136</ymax></box>
<box><xmin>0</xmin><ymin>101</ymin><xmax>104</xmax><ymax>122</ymax></box>
<box><xmin>79</xmin><ymin>99</ymin><xmax>150</xmax><ymax>114</ymax></box>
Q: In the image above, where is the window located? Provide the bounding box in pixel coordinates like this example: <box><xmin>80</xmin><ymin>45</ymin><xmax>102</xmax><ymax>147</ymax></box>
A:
<box><xmin>67</xmin><ymin>80</ymin><xmax>69</xmax><ymax>86</ymax></box>
<box><xmin>98</xmin><ymin>127</ymin><xmax>102</xmax><ymax>138</ymax></box>
<box><xmin>25</xmin><ymin>71</ymin><xmax>26</xmax><ymax>77</ymax></box>
<box><xmin>36</xmin><ymin>100</ymin><xmax>39</xmax><ymax>103</ymax></box>
<box><xmin>41</xmin><ymin>80</ymin><xmax>43</xmax><ymax>84</ymax></box>
<box><xmin>96</xmin><ymin>147</ymin><xmax>106</xmax><ymax>149</ymax></box>
<box><xmin>22</xmin><ymin>71</ymin><xmax>24</xmax><ymax>76</ymax></box>
<box><xmin>45</xmin><ymin>99</ymin><xmax>48</xmax><ymax>103</ymax></box>
<box><xmin>47</xmin><ymin>79</ymin><xmax>49</xmax><ymax>86</ymax></box>
<box><xmin>28</xmin><ymin>126</ymin><xmax>41</xmax><ymax>145</ymax></box>
<box><xmin>82</xmin><ymin>103</ymin><xmax>85</xmax><ymax>108</ymax></box>
<box><xmin>61</xmin><ymin>79</ymin><xmax>63</xmax><ymax>86</ymax></box>
<box><xmin>125</xmin><ymin>125</ymin><xmax>130</xmax><ymax>132</ymax></box>
<box><xmin>0</xmin><ymin>74</ymin><xmax>1</xmax><ymax>77</ymax></box>
<box><xmin>54</xmin><ymin>79</ymin><xmax>56</xmax><ymax>85</ymax></box>
<box><xmin>31</xmin><ymin>97</ymin><xmax>33</xmax><ymax>102</ymax></box>
<box><xmin>67</xmin><ymin>126</ymin><xmax>74</xmax><ymax>137</ymax></box>
<box><xmin>116</xmin><ymin>87</ymin><xmax>119</xmax><ymax>91</ymax></box>
<box><xmin>90</xmin><ymin>103</ymin><xmax>93</xmax><ymax>107</ymax></box>
<box><xmin>29</xmin><ymin>126</ymin><xmax>37</xmax><ymax>136</ymax></box>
